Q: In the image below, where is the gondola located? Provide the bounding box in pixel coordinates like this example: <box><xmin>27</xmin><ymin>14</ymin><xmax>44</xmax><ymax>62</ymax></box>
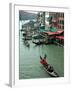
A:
<box><xmin>40</xmin><ymin>59</ymin><xmax>59</xmax><ymax>77</ymax></box>
<box><xmin>32</xmin><ymin>39</ymin><xmax>47</xmax><ymax>45</ymax></box>
<box><xmin>24</xmin><ymin>40</ymin><xmax>30</xmax><ymax>47</ymax></box>
<box><xmin>32</xmin><ymin>41</ymin><xmax>44</xmax><ymax>45</ymax></box>
<box><xmin>25</xmin><ymin>43</ymin><xmax>30</xmax><ymax>47</ymax></box>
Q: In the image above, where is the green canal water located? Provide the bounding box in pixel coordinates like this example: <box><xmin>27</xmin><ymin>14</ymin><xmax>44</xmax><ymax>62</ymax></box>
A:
<box><xmin>19</xmin><ymin>31</ymin><xmax>64</xmax><ymax>79</ymax></box>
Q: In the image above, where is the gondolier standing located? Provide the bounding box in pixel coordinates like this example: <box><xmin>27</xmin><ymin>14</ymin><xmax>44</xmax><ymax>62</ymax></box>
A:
<box><xmin>40</xmin><ymin>54</ymin><xmax>48</xmax><ymax>66</ymax></box>
<box><xmin>40</xmin><ymin>55</ymin><xmax>59</xmax><ymax>77</ymax></box>
<box><xmin>40</xmin><ymin>54</ymin><xmax>53</xmax><ymax>71</ymax></box>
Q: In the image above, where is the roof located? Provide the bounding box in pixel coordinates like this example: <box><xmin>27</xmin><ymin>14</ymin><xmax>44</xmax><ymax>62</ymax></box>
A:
<box><xmin>39</xmin><ymin>29</ymin><xmax>49</xmax><ymax>33</ymax></box>
<box><xmin>45</xmin><ymin>30</ymin><xmax>64</xmax><ymax>35</ymax></box>
<box><xmin>50</xmin><ymin>27</ymin><xmax>57</xmax><ymax>32</ymax></box>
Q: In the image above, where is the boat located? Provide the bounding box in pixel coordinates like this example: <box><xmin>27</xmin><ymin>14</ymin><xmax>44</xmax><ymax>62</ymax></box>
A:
<box><xmin>32</xmin><ymin>40</ymin><xmax>45</xmax><ymax>45</ymax></box>
<box><xmin>32</xmin><ymin>39</ymin><xmax>47</xmax><ymax>45</ymax></box>
<box><xmin>24</xmin><ymin>40</ymin><xmax>30</xmax><ymax>47</ymax></box>
<box><xmin>22</xmin><ymin>36</ymin><xmax>32</xmax><ymax>40</ymax></box>
<box><xmin>26</xmin><ymin>42</ymin><xmax>30</xmax><ymax>47</ymax></box>
<box><xmin>40</xmin><ymin>59</ymin><xmax>59</xmax><ymax>77</ymax></box>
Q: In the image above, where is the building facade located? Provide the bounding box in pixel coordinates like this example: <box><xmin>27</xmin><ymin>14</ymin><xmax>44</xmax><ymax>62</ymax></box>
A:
<box><xmin>49</xmin><ymin>12</ymin><xmax>64</xmax><ymax>30</ymax></box>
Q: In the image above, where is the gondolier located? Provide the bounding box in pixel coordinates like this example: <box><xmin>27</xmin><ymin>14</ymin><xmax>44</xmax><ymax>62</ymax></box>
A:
<box><xmin>40</xmin><ymin>55</ymin><xmax>59</xmax><ymax>77</ymax></box>
<box><xmin>40</xmin><ymin>54</ymin><xmax>48</xmax><ymax>66</ymax></box>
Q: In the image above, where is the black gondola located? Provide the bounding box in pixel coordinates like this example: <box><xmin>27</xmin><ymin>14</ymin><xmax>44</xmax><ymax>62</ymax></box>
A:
<box><xmin>40</xmin><ymin>58</ymin><xmax>59</xmax><ymax>77</ymax></box>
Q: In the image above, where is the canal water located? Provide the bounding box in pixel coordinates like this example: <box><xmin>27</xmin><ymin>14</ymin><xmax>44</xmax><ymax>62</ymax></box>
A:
<box><xmin>19</xmin><ymin>31</ymin><xmax>64</xmax><ymax>79</ymax></box>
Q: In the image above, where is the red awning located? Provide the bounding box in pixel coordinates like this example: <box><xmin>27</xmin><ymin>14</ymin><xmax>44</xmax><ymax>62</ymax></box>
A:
<box><xmin>56</xmin><ymin>36</ymin><xmax>64</xmax><ymax>40</ymax></box>
<box><xmin>45</xmin><ymin>30</ymin><xmax>64</xmax><ymax>36</ymax></box>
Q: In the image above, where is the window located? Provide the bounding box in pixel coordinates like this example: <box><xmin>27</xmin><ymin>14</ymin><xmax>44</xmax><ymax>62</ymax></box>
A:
<box><xmin>62</xmin><ymin>25</ymin><xmax>64</xmax><ymax>29</ymax></box>
<box><xmin>62</xmin><ymin>20</ymin><xmax>64</xmax><ymax>25</ymax></box>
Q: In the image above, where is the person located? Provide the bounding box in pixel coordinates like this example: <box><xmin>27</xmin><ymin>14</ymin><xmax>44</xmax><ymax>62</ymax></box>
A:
<box><xmin>40</xmin><ymin>55</ymin><xmax>53</xmax><ymax>72</ymax></box>
<box><xmin>40</xmin><ymin>54</ymin><xmax>48</xmax><ymax>67</ymax></box>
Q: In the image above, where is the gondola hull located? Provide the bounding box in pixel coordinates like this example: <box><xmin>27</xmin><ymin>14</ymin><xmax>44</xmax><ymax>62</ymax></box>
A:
<box><xmin>40</xmin><ymin>62</ymin><xmax>59</xmax><ymax>77</ymax></box>
<box><xmin>32</xmin><ymin>41</ymin><xmax>44</xmax><ymax>45</ymax></box>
